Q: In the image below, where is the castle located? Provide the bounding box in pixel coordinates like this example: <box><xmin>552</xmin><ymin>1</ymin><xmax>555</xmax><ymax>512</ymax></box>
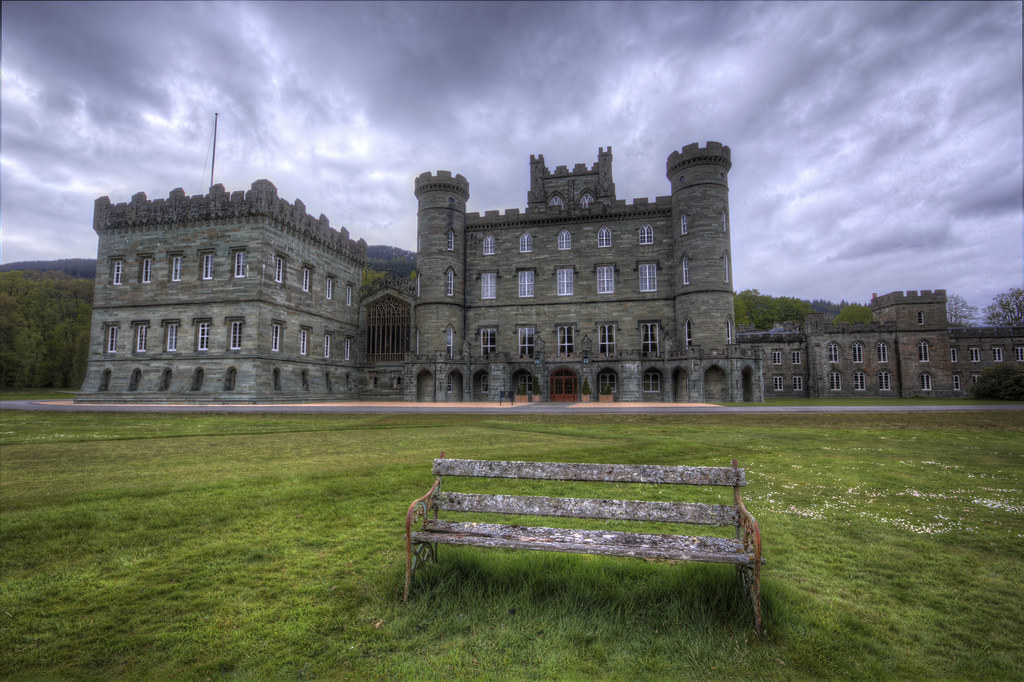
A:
<box><xmin>76</xmin><ymin>144</ymin><xmax>1023</xmax><ymax>403</ymax></box>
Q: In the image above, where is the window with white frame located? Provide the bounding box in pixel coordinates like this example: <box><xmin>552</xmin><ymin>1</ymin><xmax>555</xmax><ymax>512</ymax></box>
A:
<box><xmin>877</xmin><ymin>342</ymin><xmax>889</xmax><ymax>362</ymax></box>
<box><xmin>854</xmin><ymin>370</ymin><xmax>866</xmax><ymax>391</ymax></box>
<box><xmin>723</xmin><ymin>253</ymin><xmax>729</xmax><ymax>283</ymax></box>
<box><xmin>197</xmin><ymin>322</ymin><xmax>210</xmax><ymax>351</ymax></box>
<box><xmin>917</xmin><ymin>311</ymin><xmax>925</xmax><ymax>325</ymax></box>
<box><xmin>727</xmin><ymin>319</ymin><xmax>732</xmax><ymax>344</ymax></box>
<box><xmin>445</xmin><ymin>268</ymin><xmax>455</xmax><ymax>297</ymax></box>
<box><xmin>773</xmin><ymin>376</ymin><xmax>784</xmax><ymax>391</ymax></box>
<box><xmin>346</xmin><ymin>285</ymin><xmax>352</xmax><ymax>306</ymax></box>
<box><xmin>598</xmin><ymin>371</ymin><xmax>617</xmax><ymax>394</ymax></box>
<box><xmin>598</xmin><ymin>227</ymin><xmax>611</xmax><ymax>247</ymax></box>
<box><xmin>483</xmin><ymin>235</ymin><xmax>495</xmax><ymax>255</ymax></box>
<box><xmin>326</xmin><ymin>277</ymin><xmax>334</xmax><ymax>300</ymax></box>
<box><xmin>324</xmin><ymin>333</ymin><xmax>332</xmax><ymax>358</ymax></box>
<box><xmin>302</xmin><ymin>267</ymin><xmax>311</xmax><ymax>292</ymax></box>
<box><xmin>234</xmin><ymin>251</ymin><xmax>246</xmax><ymax>278</ymax></box>
<box><xmin>1016</xmin><ymin>346</ymin><xmax>1024</xmax><ymax>361</ymax></box>
<box><xmin>274</xmin><ymin>255</ymin><xmax>285</xmax><ymax>283</ymax></box>
<box><xmin>597</xmin><ymin>265</ymin><xmax>614</xmax><ymax>294</ymax></box>
<box><xmin>446</xmin><ymin>229</ymin><xmax>455</xmax><ymax>251</ymax></box>
<box><xmin>445</xmin><ymin>326</ymin><xmax>454</xmax><ymax>358</ymax></box>
<box><xmin>446</xmin><ymin>374</ymin><xmax>454</xmax><ymax>393</ymax></box>
<box><xmin>639</xmin><ymin>263</ymin><xmax>657</xmax><ymax>292</ymax></box>
<box><xmin>202</xmin><ymin>254</ymin><xmax>213</xmax><ymax>280</ymax></box>
<box><xmin>136</xmin><ymin>325</ymin><xmax>148</xmax><ymax>353</ymax></box>
<box><xmin>878</xmin><ymin>371</ymin><xmax>891</xmax><ymax>391</ymax></box>
<box><xmin>598</xmin><ymin>324</ymin><xmax>615</xmax><ymax>355</ymax></box>
<box><xmin>549</xmin><ymin>195</ymin><xmax>564</xmax><ymax>209</ymax></box>
<box><xmin>344</xmin><ymin>338</ymin><xmax>351</xmax><ymax>360</ymax></box>
<box><xmin>641</xmin><ymin>322</ymin><xmax>659</xmax><ymax>356</ymax></box>
<box><xmin>680</xmin><ymin>214</ymin><xmax>688</xmax><ymax>235</ymax></box>
<box><xmin>481</xmin><ymin>272</ymin><xmax>496</xmax><ymax>299</ymax></box>
<box><xmin>682</xmin><ymin>256</ymin><xmax>689</xmax><ymax>285</ymax></box>
<box><xmin>993</xmin><ymin>347</ymin><xmax>1003</xmax><ymax>362</ymax></box>
<box><xmin>518</xmin><ymin>270</ymin><xmax>534</xmax><ymax>297</ymax></box>
<box><xmin>141</xmin><ymin>258</ymin><xmax>152</xmax><ymax>283</ymax></box>
<box><xmin>230</xmin><ymin>320</ymin><xmax>243</xmax><ymax>350</ymax></box>
<box><xmin>558</xmin><ymin>230</ymin><xmax>571</xmax><ymax>250</ymax></box>
<box><xmin>112</xmin><ymin>260</ymin><xmax>123</xmax><ymax>285</ymax></box>
<box><xmin>950</xmin><ymin>347</ymin><xmax>958</xmax><ymax>362</ymax></box>
<box><xmin>792</xmin><ymin>350</ymin><xmax>802</xmax><ymax>364</ymax></box>
<box><xmin>828</xmin><ymin>342</ymin><xmax>839</xmax><ymax>363</ymax></box>
<box><xmin>481</xmin><ymin>328</ymin><xmax>496</xmax><ymax>355</ymax></box>
<box><xmin>580</xmin><ymin>193</ymin><xmax>593</xmax><ymax>208</ymax></box>
<box><xmin>921</xmin><ymin>373</ymin><xmax>932</xmax><ymax>391</ymax></box>
<box><xmin>918</xmin><ymin>341</ymin><xmax>929</xmax><ymax>362</ymax></box>
<box><xmin>557</xmin><ymin>268</ymin><xmax>573</xmax><ymax>296</ymax></box>
<box><xmin>721</xmin><ymin>211</ymin><xmax>728</xmax><ymax>232</ymax></box>
<box><xmin>299</xmin><ymin>328</ymin><xmax>308</xmax><ymax>355</ymax></box>
<box><xmin>829</xmin><ymin>371</ymin><xmax>841</xmax><ymax>391</ymax></box>
<box><xmin>271</xmin><ymin>323</ymin><xmax>281</xmax><ymax>352</ymax></box>
<box><xmin>685</xmin><ymin>319</ymin><xmax>693</xmax><ymax>347</ymax></box>
<box><xmin>952</xmin><ymin>374</ymin><xmax>961</xmax><ymax>391</ymax></box>
<box><xmin>480</xmin><ymin>373</ymin><xmax>490</xmax><ymax>393</ymax></box>
<box><xmin>557</xmin><ymin>326</ymin><xmax>574</xmax><ymax>355</ymax></box>
<box><xmin>971</xmin><ymin>374</ymin><xmax>980</xmax><ymax>384</ymax></box>
<box><xmin>793</xmin><ymin>376</ymin><xmax>804</xmax><ymax>391</ymax></box>
<box><xmin>642</xmin><ymin>370</ymin><xmax>661</xmax><ymax>392</ymax></box>
<box><xmin>638</xmin><ymin>224</ymin><xmax>653</xmax><ymax>245</ymax></box>
<box><xmin>518</xmin><ymin>327</ymin><xmax>534</xmax><ymax>357</ymax></box>
<box><xmin>852</xmin><ymin>342</ymin><xmax>863</xmax><ymax>363</ymax></box>
<box><xmin>520</xmin><ymin>233</ymin><xmax>532</xmax><ymax>252</ymax></box>
<box><xmin>166</xmin><ymin>323</ymin><xmax>178</xmax><ymax>352</ymax></box>
<box><xmin>969</xmin><ymin>347</ymin><xmax>980</xmax><ymax>362</ymax></box>
<box><xmin>772</xmin><ymin>350</ymin><xmax>782</xmax><ymax>365</ymax></box>
<box><xmin>171</xmin><ymin>255</ymin><xmax>182</xmax><ymax>282</ymax></box>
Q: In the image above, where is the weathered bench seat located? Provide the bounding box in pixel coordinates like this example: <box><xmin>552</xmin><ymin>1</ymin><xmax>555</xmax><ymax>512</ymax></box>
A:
<box><xmin>404</xmin><ymin>456</ymin><xmax>764</xmax><ymax>634</ymax></box>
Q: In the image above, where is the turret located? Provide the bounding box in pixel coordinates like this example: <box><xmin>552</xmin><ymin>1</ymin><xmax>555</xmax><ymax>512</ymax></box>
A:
<box><xmin>667</xmin><ymin>142</ymin><xmax>735</xmax><ymax>349</ymax></box>
<box><xmin>414</xmin><ymin>171</ymin><xmax>470</xmax><ymax>357</ymax></box>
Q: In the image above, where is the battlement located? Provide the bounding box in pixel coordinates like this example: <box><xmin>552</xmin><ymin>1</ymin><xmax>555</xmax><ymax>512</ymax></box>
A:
<box><xmin>93</xmin><ymin>180</ymin><xmax>367</xmax><ymax>262</ymax></box>
<box><xmin>666</xmin><ymin>141</ymin><xmax>732</xmax><ymax>177</ymax></box>
<box><xmin>414</xmin><ymin>170</ymin><xmax>470</xmax><ymax>198</ymax></box>
<box><xmin>465</xmin><ymin>195</ymin><xmax>671</xmax><ymax>226</ymax></box>
<box><xmin>530</xmin><ymin>147</ymin><xmax>610</xmax><ymax>178</ymax></box>
<box><xmin>870</xmin><ymin>289</ymin><xmax>947</xmax><ymax>309</ymax></box>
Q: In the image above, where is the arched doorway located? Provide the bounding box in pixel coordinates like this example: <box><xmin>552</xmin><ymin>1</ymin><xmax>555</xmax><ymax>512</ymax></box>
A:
<box><xmin>416</xmin><ymin>370</ymin><xmax>434</xmax><ymax>402</ymax></box>
<box><xmin>446</xmin><ymin>370</ymin><xmax>464</xmax><ymax>401</ymax></box>
<box><xmin>673</xmin><ymin>368</ymin><xmax>688</xmax><ymax>402</ymax></box>
<box><xmin>704</xmin><ymin>365</ymin><xmax>727</xmax><ymax>402</ymax></box>
<box><xmin>472</xmin><ymin>370</ymin><xmax>490</xmax><ymax>401</ymax></box>
<box><xmin>742</xmin><ymin>366</ymin><xmax>754</xmax><ymax>402</ymax></box>
<box><xmin>549</xmin><ymin>368</ymin><xmax>578</xmax><ymax>401</ymax></box>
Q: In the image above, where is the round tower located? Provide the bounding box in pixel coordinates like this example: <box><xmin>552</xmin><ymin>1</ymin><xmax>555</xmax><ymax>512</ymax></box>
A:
<box><xmin>414</xmin><ymin>170</ymin><xmax>470</xmax><ymax>357</ymax></box>
<box><xmin>667</xmin><ymin>142</ymin><xmax>735</xmax><ymax>350</ymax></box>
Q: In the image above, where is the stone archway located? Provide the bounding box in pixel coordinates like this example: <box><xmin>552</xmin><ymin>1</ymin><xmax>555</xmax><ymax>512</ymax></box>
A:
<box><xmin>673</xmin><ymin>368</ymin><xmax>688</xmax><ymax>402</ymax></box>
<box><xmin>416</xmin><ymin>370</ymin><xmax>434</xmax><ymax>402</ymax></box>
<box><xmin>704</xmin><ymin>365</ymin><xmax>727</xmax><ymax>402</ymax></box>
<box><xmin>742</xmin><ymin>366</ymin><xmax>754</xmax><ymax>402</ymax></box>
<box><xmin>549</xmin><ymin>368</ymin><xmax>578</xmax><ymax>401</ymax></box>
<box><xmin>446</xmin><ymin>370</ymin><xmax>464</xmax><ymax>401</ymax></box>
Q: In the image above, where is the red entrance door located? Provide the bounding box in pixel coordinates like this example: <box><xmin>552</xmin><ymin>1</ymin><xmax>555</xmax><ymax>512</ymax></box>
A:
<box><xmin>549</xmin><ymin>369</ymin><xmax>578</xmax><ymax>401</ymax></box>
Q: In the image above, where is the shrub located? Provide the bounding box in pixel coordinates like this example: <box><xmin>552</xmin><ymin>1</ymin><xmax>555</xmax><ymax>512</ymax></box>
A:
<box><xmin>971</xmin><ymin>363</ymin><xmax>1024</xmax><ymax>400</ymax></box>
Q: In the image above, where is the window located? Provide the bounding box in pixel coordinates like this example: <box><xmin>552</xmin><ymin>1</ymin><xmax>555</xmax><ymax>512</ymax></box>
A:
<box><xmin>682</xmin><ymin>256</ymin><xmax>689</xmax><ymax>285</ymax></box>
<box><xmin>481</xmin><ymin>273</ymin><xmax>496</xmax><ymax>299</ymax></box>
<box><xmin>518</xmin><ymin>270</ymin><xmax>534</xmax><ymax>297</ymax></box>
<box><xmin>112</xmin><ymin>260</ymin><xmax>123</xmax><ymax>285</ymax></box>
<box><xmin>446</xmin><ymin>268</ymin><xmax>454</xmax><ymax>297</ymax></box>
<box><xmin>230</xmin><ymin>321</ymin><xmax>243</xmax><ymax>350</ymax></box>
<box><xmin>950</xmin><ymin>347</ymin><xmax>958</xmax><ymax>363</ymax></box>
<box><xmin>773</xmin><ymin>376</ymin><xmax>784</xmax><ymax>391</ymax></box>
<box><xmin>921</xmin><ymin>373</ymin><xmax>932</xmax><ymax>391</ymax></box>
<box><xmin>853</xmin><ymin>371</ymin><xmax>866</xmax><ymax>391</ymax></box>
<box><xmin>969</xmin><ymin>347</ymin><xmax>980</xmax><ymax>362</ymax></box>
<box><xmin>772</xmin><ymin>350</ymin><xmax>782</xmax><ymax>365</ymax></box>
<box><xmin>326</xmin><ymin>277</ymin><xmax>334</xmax><ymax>300</ymax></box>
<box><xmin>171</xmin><ymin>255</ymin><xmax>182</xmax><ymax>282</ymax></box>
<box><xmin>274</xmin><ymin>255</ymin><xmax>285</xmax><ymax>283</ymax></box>
<box><xmin>549</xmin><ymin>195</ymin><xmax>564</xmax><ymax>209</ymax></box>
<box><xmin>302</xmin><ymin>267</ymin><xmax>311</xmax><ymax>292</ymax></box>
<box><xmin>639</xmin><ymin>224</ymin><xmax>653</xmax><ymax>245</ymax></box>
<box><xmin>721</xmin><ymin>211</ymin><xmax>728</xmax><ymax>232</ymax></box>
<box><xmin>483</xmin><ymin>235</ymin><xmax>495</xmax><ymax>255</ymax></box>
<box><xmin>598</xmin><ymin>324</ymin><xmax>615</xmax><ymax>355</ymax></box>
<box><xmin>723</xmin><ymin>253</ymin><xmax>729</xmax><ymax>283</ymax></box>
<box><xmin>324</xmin><ymin>333</ymin><xmax>332</xmax><ymax>358</ymax></box>
<box><xmin>971</xmin><ymin>374</ymin><xmax>980</xmax><ymax>385</ymax></box>
<box><xmin>599</xmin><ymin>371</ymin><xmax>617</xmax><ymax>394</ymax></box>
<box><xmin>829</xmin><ymin>371</ymin><xmax>841</xmax><ymax>391</ymax></box>
<box><xmin>642</xmin><ymin>371</ymin><xmax>662</xmax><ymax>393</ymax></box>
<box><xmin>793</xmin><ymin>376</ymin><xmax>804</xmax><ymax>391</ymax></box>
<box><xmin>141</xmin><ymin>258</ymin><xmax>152</xmax><ymax>283</ymax></box>
<box><xmin>197</xmin><ymin>322</ymin><xmax>210</xmax><ymax>351</ymax></box>
<box><xmin>347</xmin><ymin>285</ymin><xmax>352</xmax><ymax>306</ymax></box>
<box><xmin>580</xmin><ymin>193</ymin><xmax>593</xmax><ymax>208</ymax></box>
<box><xmin>639</xmin><ymin>263</ymin><xmax>657</xmax><ymax>292</ymax></box>
<box><xmin>827</xmin><ymin>343</ymin><xmax>839</xmax><ymax>363</ymax></box>
<box><xmin>685</xmin><ymin>319</ymin><xmax>693</xmax><ymax>347</ymax></box>
<box><xmin>952</xmin><ymin>374</ymin><xmax>961</xmax><ymax>391</ymax></box>
<box><xmin>136</xmin><ymin>325</ymin><xmax>148</xmax><ymax>353</ymax></box>
<box><xmin>445</xmin><ymin>326</ymin><xmax>454</xmax><ymax>358</ymax></box>
<box><xmin>480</xmin><ymin>373</ymin><xmax>490</xmax><ymax>393</ymax></box>
<box><xmin>557</xmin><ymin>268</ymin><xmax>573</xmax><ymax>296</ymax></box>
<box><xmin>166</xmin><ymin>323</ymin><xmax>178</xmax><ymax>352</ymax></box>
<box><xmin>917</xmin><ymin>311</ymin><xmax>925</xmax><ymax>325</ymax></box>
<box><xmin>558</xmin><ymin>326</ymin><xmax>574</xmax><ymax>355</ymax></box>
<box><xmin>518</xmin><ymin>327</ymin><xmax>535</xmax><ymax>357</ymax></box>
<box><xmin>680</xmin><ymin>214</ymin><xmax>688</xmax><ymax>235</ymax></box>
<box><xmin>918</xmin><ymin>341</ymin><xmax>929</xmax><ymax>362</ymax></box>
<box><xmin>727</xmin><ymin>319</ymin><xmax>732</xmax><ymax>344</ymax></box>
<box><xmin>202</xmin><ymin>253</ymin><xmax>213</xmax><ymax>280</ymax></box>
<box><xmin>1016</xmin><ymin>347</ymin><xmax>1024</xmax><ymax>362</ymax></box>
<box><xmin>598</xmin><ymin>227</ymin><xmax>611</xmax><ymax>247</ymax></box>
<box><xmin>597</xmin><ymin>265</ymin><xmax>614</xmax><ymax>294</ymax></box>
<box><xmin>446</xmin><ymin>229</ymin><xmax>455</xmax><ymax>251</ymax></box>
<box><xmin>481</xmin><ymin>328</ymin><xmax>496</xmax><ymax>355</ymax></box>
<box><xmin>993</xmin><ymin>347</ymin><xmax>1003</xmax><ymax>362</ymax></box>
<box><xmin>852</xmin><ymin>342</ymin><xmax>863</xmax><ymax>363</ymax></box>
<box><xmin>877</xmin><ymin>342</ymin><xmax>889</xmax><ymax>362</ymax></box>
<box><xmin>558</xmin><ymin>230</ymin><xmax>571</xmax><ymax>250</ymax></box>
<box><xmin>271</xmin><ymin>324</ymin><xmax>281</xmax><ymax>352</ymax></box>
<box><xmin>234</xmin><ymin>251</ymin><xmax>246</xmax><ymax>278</ymax></box>
<box><xmin>300</xmin><ymin>328</ymin><xmax>308</xmax><ymax>355</ymax></box>
<box><xmin>792</xmin><ymin>350</ymin><xmax>802</xmax><ymax>364</ymax></box>
<box><xmin>344</xmin><ymin>338</ymin><xmax>351</xmax><ymax>361</ymax></box>
<box><xmin>641</xmin><ymin>322</ymin><xmax>659</xmax><ymax>356</ymax></box>
<box><xmin>878</xmin><ymin>371</ymin><xmax>891</xmax><ymax>391</ymax></box>
<box><xmin>520</xmin><ymin>233</ymin><xmax>532</xmax><ymax>253</ymax></box>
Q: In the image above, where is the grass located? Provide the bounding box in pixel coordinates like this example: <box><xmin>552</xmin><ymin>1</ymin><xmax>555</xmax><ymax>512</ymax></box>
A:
<box><xmin>1</xmin><ymin>411</ymin><xmax>1022</xmax><ymax>679</ymax></box>
<box><xmin>0</xmin><ymin>388</ymin><xmax>79</xmax><ymax>401</ymax></box>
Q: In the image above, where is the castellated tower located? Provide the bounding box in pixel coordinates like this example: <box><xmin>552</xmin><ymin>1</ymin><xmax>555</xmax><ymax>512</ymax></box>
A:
<box><xmin>414</xmin><ymin>170</ymin><xmax>470</xmax><ymax>357</ymax></box>
<box><xmin>667</xmin><ymin>142</ymin><xmax>735</xmax><ymax>350</ymax></box>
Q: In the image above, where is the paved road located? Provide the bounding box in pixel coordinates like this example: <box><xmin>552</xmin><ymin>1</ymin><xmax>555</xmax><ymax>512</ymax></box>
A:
<box><xmin>4</xmin><ymin>399</ymin><xmax>1023</xmax><ymax>415</ymax></box>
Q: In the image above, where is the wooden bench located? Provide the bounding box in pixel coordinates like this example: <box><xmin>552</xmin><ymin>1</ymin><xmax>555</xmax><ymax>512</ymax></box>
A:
<box><xmin>404</xmin><ymin>455</ymin><xmax>764</xmax><ymax>634</ymax></box>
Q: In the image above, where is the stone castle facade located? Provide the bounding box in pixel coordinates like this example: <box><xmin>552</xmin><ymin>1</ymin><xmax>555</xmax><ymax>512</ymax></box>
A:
<box><xmin>76</xmin><ymin>144</ymin><xmax>1023</xmax><ymax>403</ymax></box>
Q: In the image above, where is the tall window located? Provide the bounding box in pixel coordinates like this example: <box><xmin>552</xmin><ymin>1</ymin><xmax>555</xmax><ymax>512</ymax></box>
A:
<box><xmin>141</xmin><ymin>258</ymin><xmax>152</xmax><ymax>283</ymax></box>
<box><xmin>877</xmin><ymin>342</ymin><xmax>889</xmax><ymax>362</ymax></box>
<box><xmin>597</xmin><ymin>265</ymin><xmax>614</xmax><ymax>294</ymax></box>
<box><xmin>136</xmin><ymin>325</ymin><xmax>148</xmax><ymax>353</ymax></box>
<box><xmin>274</xmin><ymin>255</ymin><xmax>285</xmax><ymax>283</ymax></box>
<box><xmin>793</xmin><ymin>376</ymin><xmax>804</xmax><ymax>391</ymax></box>
<box><xmin>518</xmin><ymin>327</ymin><xmax>535</xmax><ymax>357</ymax></box>
<box><xmin>1016</xmin><ymin>346</ymin><xmax>1024</xmax><ymax>362</ymax></box>
<box><xmin>445</xmin><ymin>268</ymin><xmax>455</xmax><ymax>297</ymax></box>
<box><xmin>682</xmin><ymin>256</ymin><xmax>689</xmax><ymax>285</ymax></box>
<box><xmin>853</xmin><ymin>371</ymin><xmax>866</xmax><ymax>391</ymax></box>
<box><xmin>952</xmin><ymin>374</ymin><xmax>961</xmax><ymax>391</ymax></box>
<box><xmin>918</xmin><ymin>341</ymin><xmax>929</xmax><ymax>362</ymax></box>
<box><xmin>518</xmin><ymin>270</ymin><xmax>534</xmax><ymax>297</ymax></box>
<box><xmin>344</xmin><ymin>338</ymin><xmax>351</xmax><ymax>361</ymax></box>
<box><xmin>580</xmin><ymin>193</ymin><xmax>593</xmax><ymax>208</ymax></box>
<box><xmin>107</xmin><ymin>326</ymin><xmax>118</xmax><ymax>353</ymax></box>
<box><xmin>920</xmin><ymin>373</ymin><xmax>932</xmax><ymax>391</ymax></box>
<box><xmin>234</xmin><ymin>251</ymin><xmax>246</xmax><ymax>278</ymax></box>
<box><xmin>828</xmin><ymin>343</ymin><xmax>839</xmax><ymax>363</ymax></box>
<box><xmin>641</xmin><ymin>322</ymin><xmax>659</xmax><ymax>356</ymax></box>
<box><xmin>445</xmin><ymin>326</ymin><xmax>454</xmax><ymax>358</ymax></box>
<box><xmin>520</xmin><ymin>233</ymin><xmax>532</xmax><ymax>253</ymax></box>
<box><xmin>639</xmin><ymin>224</ymin><xmax>653</xmax><ymax>245</ymax></box>
<box><xmin>829</xmin><ymin>371</ymin><xmax>841</xmax><ymax>391</ymax></box>
<box><xmin>271</xmin><ymin>324</ymin><xmax>281</xmax><ymax>352</ymax></box>
<box><xmin>166</xmin><ymin>323</ymin><xmax>178</xmax><ymax>352</ymax></box>
<box><xmin>558</xmin><ymin>230</ymin><xmax>571</xmax><ymax>250</ymax></box>
<box><xmin>557</xmin><ymin>268</ymin><xmax>573</xmax><ymax>296</ymax></box>
<box><xmin>969</xmin><ymin>347</ymin><xmax>980</xmax><ymax>362</ymax></box>
<box><xmin>723</xmin><ymin>253</ymin><xmax>729</xmax><ymax>283</ymax></box>
<box><xmin>202</xmin><ymin>254</ymin><xmax>213</xmax><ymax>280</ymax></box>
<box><xmin>878</xmin><ymin>371</ymin><xmax>891</xmax><ymax>391</ymax></box>
<box><xmin>721</xmin><ymin>211</ymin><xmax>728</xmax><ymax>232</ymax></box>
<box><xmin>917</xmin><ymin>311</ymin><xmax>925</xmax><ymax>325</ymax></box>
<box><xmin>680</xmin><ymin>214</ymin><xmax>688</xmax><ymax>235</ymax></box>
<box><xmin>598</xmin><ymin>324</ymin><xmax>615</xmax><ymax>355</ymax></box>
<box><xmin>642</xmin><ymin>370</ymin><xmax>662</xmax><ymax>393</ymax></box>
<box><xmin>727</xmin><ymin>319</ymin><xmax>732</xmax><ymax>344</ymax></box>
<box><xmin>852</xmin><ymin>342</ymin><xmax>863</xmax><ymax>363</ymax></box>
<box><xmin>483</xmin><ymin>235</ymin><xmax>495</xmax><ymax>255</ymax></box>
<box><xmin>347</xmin><ymin>285</ymin><xmax>352</xmax><ymax>306</ymax></box>
<box><xmin>300</xmin><ymin>328</ymin><xmax>308</xmax><ymax>355</ymax></box>
<box><xmin>481</xmin><ymin>328</ymin><xmax>496</xmax><ymax>355</ymax></box>
<box><xmin>446</xmin><ymin>229</ymin><xmax>455</xmax><ymax>251</ymax></box>
<box><xmin>639</xmin><ymin>263</ymin><xmax>657</xmax><ymax>292</ymax></box>
<box><xmin>197</xmin><ymin>322</ymin><xmax>210</xmax><ymax>351</ymax></box>
<box><xmin>993</xmin><ymin>347</ymin><xmax>1003</xmax><ymax>362</ymax></box>
<box><xmin>112</xmin><ymin>260</ymin><xmax>123</xmax><ymax>285</ymax></box>
<box><xmin>950</xmin><ymin>347</ymin><xmax>958</xmax><ymax>363</ymax></box>
<box><xmin>792</xmin><ymin>350</ymin><xmax>801</xmax><ymax>364</ymax></box>
<box><xmin>685</xmin><ymin>319</ymin><xmax>693</xmax><ymax>347</ymax></box>
<box><xmin>772</xmin><ymin>350</ymin><xmax>782</xmax><ymax>365</ymax></box>
<box><xmin>324</xmin><ymin>333</ymin><xmax>332</xmax><ymax>358</ymax></box>
<box><xmin>558</xmin><ymin>326</ymin><xmax>574</xmax><ymax>355</ymax></box>
<box><xmin>326</xmin><ymin>277</ymin><xmax>334</xmax><ymax>300</ymax></box>
<box><xmin>481</xmin><ymin>273</ymin><xmax>496</xmax><ymax>299</ymax></box>
<box><xmin>230</xmin><ymin>321</ymin><xmax>243</xmax><ymax>350</ymax></box>
<box><xmin>171</xmin><ymin>256</ymin><xmax>182</xmax><ymax>282</ymax></box>
<box><xmin>773</xmin><ymin>376</ymin><xmax>784</xmax><ymax>391</ymax></box>
<box><xmin>598</xmin><ymin>227</ymin><xmax>611</xmax><ymax>247</ymax></box>
<box><xmin>302</xmin><ymin>267</ymin><xmax>311</xmax><ymax>292</ymax></box>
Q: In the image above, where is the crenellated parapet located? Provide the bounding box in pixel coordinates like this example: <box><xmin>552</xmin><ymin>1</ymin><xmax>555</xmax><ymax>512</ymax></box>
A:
<box><xmin>465</xmin><ymin>195</ymin><xmax>671</xmax><ymax>227</ymax></box>
<box><xmin>870</xmin><ymin>289</ymin><xmax>947</xmax><ymax>309</ymax></box>
<box><xmin>666</xmin><ymin>141</ymin><xmax>732</xmax><ymax>178</ymax></box>
<box><xmin>528</xmin><ymin>147</ymin><xmax>615</xmax><ymax>206</ymax></box>
<box><xmin>414</xmin><ymin>171</ymin><xmax>470</xmax><ymax>199</ymax></box>
<box><xmin>93</xmin><ymin>180</ymin><xmax>367</xmax><ymax>263</ymax></box>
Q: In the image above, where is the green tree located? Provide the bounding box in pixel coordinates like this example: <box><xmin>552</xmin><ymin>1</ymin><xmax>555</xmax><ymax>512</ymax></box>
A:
<box><xmin>983</xmin><ymin>287</ymin><xmax>1024</xmax><ymax>326</ymax></box>
<box><xmin>971</xmin><ymin>363</ymin><xmax>1024</xmax><ymax>400</ymax></box>
<box><xmin>733</xmin><ymin>290</ymin><xmax>814</xmax><ymax>330</ymax></box>
<box><xmin>833</xmin><ymin>304</ymin><xmax>873</xmax><ymax>324</ymax></box>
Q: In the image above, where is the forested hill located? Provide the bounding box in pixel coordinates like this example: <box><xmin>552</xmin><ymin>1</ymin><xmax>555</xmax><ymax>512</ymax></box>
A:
<box><xmin>366</xmin><ymin>245</ymin><xmax>415</xmax><ymax>279</ymax></box>
<box><xmin>1</xmin><ymin>258</ymin><xmax>96</xmax><ymax>280</ymax></box>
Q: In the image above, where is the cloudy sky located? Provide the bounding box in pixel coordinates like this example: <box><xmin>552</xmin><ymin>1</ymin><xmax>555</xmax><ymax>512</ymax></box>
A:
<box><xmin>2</xmin><ymin>1</ymin><xmax>1021</xmax><ymax>308</ymax></box>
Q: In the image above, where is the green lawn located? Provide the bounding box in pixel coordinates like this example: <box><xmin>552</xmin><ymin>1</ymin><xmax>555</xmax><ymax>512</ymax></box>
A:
<box><xmin>1</xmin><ymin>411</ymin><xmax>1022</xmax><ymax>679</ymax></box>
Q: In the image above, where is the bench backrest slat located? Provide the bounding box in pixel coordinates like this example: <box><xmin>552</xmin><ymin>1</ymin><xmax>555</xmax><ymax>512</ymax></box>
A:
<box><xmin>432</xmin><ymin>459</ymin><xmax>745</xmax><ymax>487</ymax></box>
<box><xmin>436</xmin><ymin>492</ymin><xmax>740</xmax><ymax>526</ymax></box>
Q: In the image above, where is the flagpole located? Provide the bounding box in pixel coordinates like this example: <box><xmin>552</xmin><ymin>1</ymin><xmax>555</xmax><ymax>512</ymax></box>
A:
<box><xmin>210</xmin><ymin>112</ymin><xmax>219</xmax><ymax>188</ymax></box>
